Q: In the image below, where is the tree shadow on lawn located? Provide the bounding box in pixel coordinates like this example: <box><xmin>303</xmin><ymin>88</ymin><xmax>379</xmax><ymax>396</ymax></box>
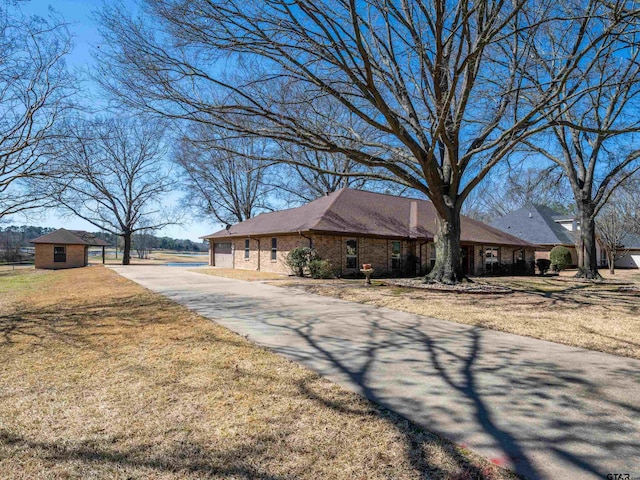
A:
<box><xmin>298</xmin><ymin>279</ymin><xmax>640</xmax><ymax>320</ymax></box>
<box><xmin>172</xmin><ymin>288</ymin><xmax>640</xmax><ymax>480</ymax></box>
<box><xmin>488</xmin><ymin>279</ymin><xmax>639</xmax><ymax>310</ymax></box>
<box><xmin>0</xmin><ymin>304</ymin><xmax>500</xmax><ymax>479</ymax></box>
<box><xmin>5</xmin><ymin>284</ymin><xmax>640</xmax><ymax>479</ymax></box>
<box><xmin>0</xmin><ymin>429</ymin><xmax>291</xmax><ymax>480</ymax></box>
<box><xmin>0</xmin><ymin>296</ymin><xmax>179</xmax><ymax>347</ymax></box>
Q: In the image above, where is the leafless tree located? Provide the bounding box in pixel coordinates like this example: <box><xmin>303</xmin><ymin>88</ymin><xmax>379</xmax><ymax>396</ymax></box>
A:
<box><xmin>272</xmin><ymin>146</ymin><xmax>408</xmax><ymax>206</ymax></box>
<box><xmin>49</xmin><ymin>118</ymin><xmax>175</xmax><ymax>265</ymax></box>
<box><xmin>597</xmin><ymin>203</ymin><xmax>629</xmax><ymax>275</ymax></box>
<box><xmin>0</xmin><ymin>3</ymin><xmax>74</xmax><ymax>219</ymax></box>
<box><xmin>520</xmin><ymin>6</ymin><xmax>640</xmax><ymax>279</ymax></box>
<box><xmin>463</xmin><ymin>166</ymin><xmax>573</xmax><ymax>222</ymax></box>
<box><xmin>175</xmin><ymin>126</ymin><xmax>274</xmax><ymax>224</ymax></box>
<box><xmin>268</xmin><ymin>99</ymin><xmax>408</xmax><ymax>205</ymax></box>
<box><xmin>96</xmin><ymin>0</ymin><xmax>639</xmax><ymax>282</ymax></box>
<box><xmin>618</xmin><ymin>179</ymin><xmax>640</xmax><ymax>235</ymax></box>
<box><xmin>133</xmin><ymin>231</ymin><xmax>155</xmax><ymax>259</ymax></box>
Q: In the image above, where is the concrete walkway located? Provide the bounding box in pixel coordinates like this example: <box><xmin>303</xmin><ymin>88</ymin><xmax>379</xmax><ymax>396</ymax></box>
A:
<box><xmin>110</xmin><ymin>265</ymin><xmax>640</xmax><ymax>480</ymax></box>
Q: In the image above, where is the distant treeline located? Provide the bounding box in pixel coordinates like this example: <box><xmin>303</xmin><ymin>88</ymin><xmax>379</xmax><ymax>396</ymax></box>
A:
<box><xmin>0</xmin><ymin>225</ymin><xmax>207</xmax><ymax>252</ymax></box>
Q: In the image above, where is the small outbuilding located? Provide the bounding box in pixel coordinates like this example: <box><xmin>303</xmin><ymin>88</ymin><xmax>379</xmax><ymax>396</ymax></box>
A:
<box><xmin>30</xmin><ymin>228</ymin><xmax>110</xmax><ymax>269</ymax></box>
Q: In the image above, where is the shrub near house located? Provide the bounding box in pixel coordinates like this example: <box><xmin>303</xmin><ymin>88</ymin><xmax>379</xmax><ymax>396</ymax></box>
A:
<box><xmin>550</xmin><ymin>246</ymin><xmax>572</xmax><ymax>272</ymax></box>
<box><xmin>308</xmin><ymin>259</ymin><xmax>335</xmax><ymax>279</ymax></box>
<box><xmin>286</xmin><ymin>247</ymin><xmax>335</xmax><ymax>279</ymax></box>
<box><xmin>286</xmin><ymin>247</ymin><xmax>319</xmax><ymax>277</ymax></box>
<box><xmin>536</xmin><ymin>259</ymin><xmax>552</xmax><ymax>275</ymax></box>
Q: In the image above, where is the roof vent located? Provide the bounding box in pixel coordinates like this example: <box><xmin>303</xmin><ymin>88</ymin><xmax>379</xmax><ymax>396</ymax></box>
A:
<box><xmin>528</xmin><ymin>212</ymin><xmax>532</xmax><ymax>218</ymax></box>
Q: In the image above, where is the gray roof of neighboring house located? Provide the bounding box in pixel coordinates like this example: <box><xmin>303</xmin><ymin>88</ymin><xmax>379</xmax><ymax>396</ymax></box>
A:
<box><xmin>621</xmin><ymin>232</ymin><xmax>640</xmax><ymax>250</ymax></box>
<box><xmin>203</xmin><ymin>188</ymin><xmax>534</xmax><ymax>247</ymax></box>
<box><xmin>490</xmin><ymin>204</ymin><xmax>577</xmax><ymax>246</ymax></box>
<box><xmin>30</xmin><ymin>228</ymin><xmax>110</xmax><ymax>246</ymax></box>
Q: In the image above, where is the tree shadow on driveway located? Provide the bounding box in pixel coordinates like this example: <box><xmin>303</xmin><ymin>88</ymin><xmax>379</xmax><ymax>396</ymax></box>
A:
<box><xmin>165</xmin><ymin>287</ymin><xmax>640</xmax><ymax>480</ymax></box>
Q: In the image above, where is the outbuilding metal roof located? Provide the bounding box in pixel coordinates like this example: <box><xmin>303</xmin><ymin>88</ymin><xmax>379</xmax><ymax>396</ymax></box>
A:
<box><xmin>203</xmin><ymin>188</ymin><xmax>534</xmax><ymax>247</ymax></box>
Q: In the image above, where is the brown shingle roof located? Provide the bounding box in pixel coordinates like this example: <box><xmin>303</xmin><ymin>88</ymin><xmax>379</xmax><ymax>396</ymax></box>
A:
<box><xmin>202</xmin><ymin>189</ymin><xmax>534</xmax><ymax>248</ymax></box>
<box><xmin>31</xmin><ymin>228</ymin><xmax>110</xmax><ymax>246</ymax></box>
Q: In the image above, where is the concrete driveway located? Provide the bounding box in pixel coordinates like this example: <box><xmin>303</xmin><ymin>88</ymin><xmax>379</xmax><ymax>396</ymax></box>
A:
<box><xmin>109</xmin><ymin>265</ymin><xmax>640</xmax><ymax>480</ymax></box>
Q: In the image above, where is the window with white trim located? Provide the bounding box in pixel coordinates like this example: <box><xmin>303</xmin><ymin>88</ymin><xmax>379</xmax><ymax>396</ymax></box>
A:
<box><xmin>244</xmin><ymin>239</ymin><xmax>250</xmax><ymax>259</ymax></box>
<box><xmin>485</xmin><ymin>247</ymin><xmax>499</xmax><ymax>272</ymax></box>
<box><xmin>271</xmin><ymin>237</ymin><xmax>277</xmax><ymax>261</ymax></box>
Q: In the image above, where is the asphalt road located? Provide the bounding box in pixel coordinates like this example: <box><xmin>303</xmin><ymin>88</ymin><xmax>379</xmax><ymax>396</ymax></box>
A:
<box><xmin>110</xmin><ymin>265</ymin><xmax>640</xmax><ymax>480</ymax></box>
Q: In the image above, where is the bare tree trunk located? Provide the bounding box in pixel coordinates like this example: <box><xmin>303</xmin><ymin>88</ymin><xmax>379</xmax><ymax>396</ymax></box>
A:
<box><xmin>576</xmin><ymin>203</ymin><xmax>601</xmax><ymax>279</ymax></box>
<box><xmin>427</xmin><ymin>209</ymin><xmax>464</xmax><ymax>284</ymax></box>
<box><xmin>576</xmin><ymin>238</ymin><xmax>584</xmax><ymax>272</ymax></box>
<box><xmin>122</xmin><ymin>232</ymin><xmax>132</xmax><ymax>266</ymax></box>
<box><xmin>608</xmin><ymin>252</ymin><xmax>615</xmax><ymax>274</ymax></box>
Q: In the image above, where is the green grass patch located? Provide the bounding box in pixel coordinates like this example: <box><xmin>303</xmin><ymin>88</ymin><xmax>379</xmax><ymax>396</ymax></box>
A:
<box><xmin>0</xmin><ymin>269</ymin><xmax>51</xmax><ymax>294</ymax></box>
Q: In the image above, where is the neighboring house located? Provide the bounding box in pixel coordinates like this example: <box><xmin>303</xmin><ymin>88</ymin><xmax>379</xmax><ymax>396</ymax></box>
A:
<box><xmin>616</xmin><ymin>233</ymin><xmax>640</xmax><ymax>269</ymax></box>
<box><xmin>490</xmin><ymin>204</ymin><xmax>606</xmax><ymax>267</ymax></box>
<box><xmin>31</xmin><ymin>228</ymin><xmax>110</xmax><ymax>269</ymax></box>
<box><xmin>202</xmin><ymin>188</ymin><xmax>535</xmax><ymax>277</ymax></box>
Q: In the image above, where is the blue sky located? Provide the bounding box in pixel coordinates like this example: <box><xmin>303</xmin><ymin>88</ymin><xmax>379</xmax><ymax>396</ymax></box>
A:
<box><xmin>8</xmin><ymin>0</ymin><xmax>222</xmax><ymax>241</ymax></box>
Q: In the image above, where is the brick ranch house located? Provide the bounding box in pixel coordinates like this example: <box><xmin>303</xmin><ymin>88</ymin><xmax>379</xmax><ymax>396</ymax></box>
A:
<box><xmin>202</xmin><ymin>189</ymin><xmax>536</xmax><ymax>277</ymax></box>
<box><xmin>31</xmin><ymin>228</ymin><xmax>110</xmax><ymax>269</ymax></box>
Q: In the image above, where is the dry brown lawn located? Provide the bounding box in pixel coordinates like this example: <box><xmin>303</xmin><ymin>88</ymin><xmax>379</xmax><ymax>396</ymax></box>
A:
<box><xmin>194</xmin><ymin>268</ymin><xmax>288</xmax><ymax>282</ymax></box>
<box><xmin>276</xmin><ymin>271</ymin><xmax>640</xmax><ymax>359</ymax></box>
<box><xmin>0</xmin><ymin>266</ymin><xmax>514</xmax><ymax>480</ymax></box>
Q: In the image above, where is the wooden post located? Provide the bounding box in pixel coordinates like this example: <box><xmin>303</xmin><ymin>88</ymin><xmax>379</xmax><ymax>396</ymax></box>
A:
<box><xmin>102</xmin><ymin>246</ymin><xmax>105</xmax><ymax>264</ymax></box>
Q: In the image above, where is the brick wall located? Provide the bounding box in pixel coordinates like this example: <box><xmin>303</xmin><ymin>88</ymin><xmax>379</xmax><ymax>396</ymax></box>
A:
<box><xmin>35</xmin><ymin>244</ymin><xmax>87</xmax><ymax>269</ymax></box>
<box><xmin>209</xmin><ymin>234</ymin><xmax>420</xmax><ymax>277</ymax></box>
<box><xmin>215</xmin><ymin>235</ymin><xmax>311</xmax><ymax>274</ymax></box>
<box><xmin>208</xmin><ymin>234</ymin><xmax>537</xmax><ymax>277</ymax></box>
<box><xmin>314</xmin><ymin>236</ymin><xmax>415</xmax><ymax>276</ymax></box>
<box><xmin>312</xmin><ymin>235</ymin><xmax>342</xmax><ymax>274</ymax></box>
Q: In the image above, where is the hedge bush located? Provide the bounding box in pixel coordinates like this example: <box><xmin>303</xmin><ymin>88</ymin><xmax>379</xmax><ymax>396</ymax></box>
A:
<box><xmin>308</xmin><ymin>259</ymin><xmax>335</xmax><ymax>279</ymax></box>
<box><xmin>536</xmin><ymin>258</ymin><xmax>551</xmax><ymax>275</ymax></box>
<box><xmin>285</xmin><ymin>246</ymin><xmax>319</xmax><ymax>276</ymax></box>
<box><xmin>550</xmin><ymin>246</ymin><xmax>572</xmax><ymax>272</ymax></box>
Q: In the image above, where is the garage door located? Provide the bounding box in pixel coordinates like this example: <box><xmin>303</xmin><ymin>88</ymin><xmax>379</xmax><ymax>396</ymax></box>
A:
<box><xmin>214</xmin><ymin>242</ymin><xmax>233</xmax><ymax>268</ymax></box>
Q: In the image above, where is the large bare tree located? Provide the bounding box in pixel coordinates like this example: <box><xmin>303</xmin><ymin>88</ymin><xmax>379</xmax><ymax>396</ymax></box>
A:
<box><xmin>269</xmin><ymin>99</ymin><xmax>406</xmax><ymax>205</ymax></box>
<box><xmin>96</xmin><ymin>0</ymin><xmax>638</xmax><ymax>282</ymax></box>
<box><xmin>175</xmin><ymin>126</ymin><xmax>273</xmax><ymax>224</ymax></box>
<box><xmin>50</xmin><ymin>118</ymin><xmax>174</xmax><ymax>265</ymax></box>
<box><xmin>272</xmin><ymin>146</ymin><xmax>404</xmax><ymax>205</ymax></box>
<box><xmin>0</xmin><ymin>3</ymin><xmax>74</xmax><ymax>219</ymax></box>
<box><xmin>521</xmin><ymin>4</ymin><xmax>640</xmax><ymax>279</ymax></box>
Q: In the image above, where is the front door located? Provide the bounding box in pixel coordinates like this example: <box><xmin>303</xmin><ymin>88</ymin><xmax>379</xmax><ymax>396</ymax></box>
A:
<box><xmin>461</xmin><ymin>246</ymin><xmax>474</xmax><ymax>275</ymax></box>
